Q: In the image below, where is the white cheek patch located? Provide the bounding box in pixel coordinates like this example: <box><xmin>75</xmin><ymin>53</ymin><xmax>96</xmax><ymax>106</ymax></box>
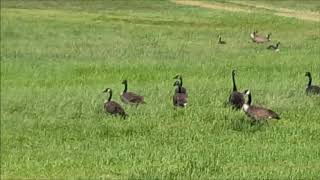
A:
<box><xmin>183</xmin><ymin>103</ymin><xmax>187</xmax><ymax>107</ymax></box>
<box><xmin>243</xmin><ymin>104</ymin><xmax>249</xmax><ymax>112</ymax></box>
<box><xmin>250</xmin><ymin>33</ymin><xmax>254</xmax><ymax>39</ymax></box>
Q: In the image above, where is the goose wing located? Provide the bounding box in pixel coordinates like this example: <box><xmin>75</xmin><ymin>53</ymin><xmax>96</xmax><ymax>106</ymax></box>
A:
<box><xmin>173</xmin><ymin>93</ymin><xmax>188</xmax><ymax>107</ymax></box>
<box><xmin>306</xmin><ymin>85</ymin><xmax>320</xmax><ymax>95</ymax></box>
<box><xmin>122</xmin><ymin>92</ymin><xmax>145</xmax><ymax>103</ymax></box>
<box><xmin>248</xmin><ymin>106</ymin><xmax>280</xmax><ymax>120</ymax></box>
<box><xmin>229</xmin><ymin>91</ymin><xmax>245</xmax><ymax>109</ymax></box>
<box><xmin>105</xmin><ymin>101</ymin><xmax>126</xmax><ymax>115</ymax></box>
<box><xmin>175</xmin><ymin>86</ymin><xmax>188</xmax><ymax>96</ymax></box>
<box><xmin>253</xmin><ymin>36</ymin><xmax>268</xmax><ymax>43</ymax></box>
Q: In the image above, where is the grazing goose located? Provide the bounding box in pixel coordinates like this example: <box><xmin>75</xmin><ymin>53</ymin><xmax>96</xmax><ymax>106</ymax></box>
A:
<box><xmin>251</xmin><ymin>32</ymin><xmax>271</xmax><ymax>43</ymax></box>
<box><xmin>103</xmin><ymin>88</ymin><xmax>127</xmax><ymax>118</ymax></box>
<box><xmin>228</xmin><ymin>70</ymin><xmax>245</xmax><ymax>110</ymax></box>
<box><xmin>267</xmin><ymin>42</ymin><xmax>280</xmax><ymax>52</ymax></box>
<box><xmin>120</xmin><ymin>80</ymin><xmax>146</xmax><ymax>105</ymax></box>
<box><xmin>173</xmin><ymin>80</ymin><xmax>188</xmax><ymax>108</ymax></box>
<box><xmin>173</xmin><ymin>75</ymin><xmax>188</xmax><ymax>96</ymax></box>
<box><xmin>305</xmin><ymin>72</ymin><xmax>320</xmax><ymax>95</ymax></box>
<box><xmin>242</xmin><ymin>90</ymin><xmax>280</xmax><ymax>121</ymax></box>
<box><xmin>218</xmin><ymin>35</ymin><xmax>226</xmax><ymax>44</ymax></box>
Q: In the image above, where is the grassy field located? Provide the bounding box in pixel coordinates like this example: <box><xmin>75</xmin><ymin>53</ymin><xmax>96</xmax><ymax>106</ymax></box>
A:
<box><xmin>1</xmin><ymin>0</ymin><xmax>320</xmax><ymax>179</ymax></box>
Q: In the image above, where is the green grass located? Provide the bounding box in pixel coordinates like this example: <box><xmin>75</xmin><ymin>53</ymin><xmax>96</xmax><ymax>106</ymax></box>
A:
<box><xmin>1</xmin><ymin>0</ymin><xmax>320</xmax><ymax>179</ymax></box>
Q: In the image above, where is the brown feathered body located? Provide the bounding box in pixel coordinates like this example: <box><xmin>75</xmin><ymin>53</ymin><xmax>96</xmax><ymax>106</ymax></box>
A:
<box><xmin>305</xmin><ymin>72</ymin><xmax>320</xmax><ymax>95</ymax></box>
<box><xmin>103</xmin><ymin>88</ymin><xmax>127</xmax><ymax>118</ymax></box>
<box><xmin>306</xmin><ymin>85</ymin><xmax>320</xmax><ymax>95</ymax></box>
<box><xmin>174</xmin><ymin>86</ymin><xmax>188</xmax><ymax>97</ymax></box>
<box><xmin>242</xmin><ymin>90</ymin><xmax>280</xmax><ymax>121</ymax></box>
<box><xmin>173</xmin><ymin>80</ymin><xmax>188</xmax><ymax>108</ymax></box>
<box><xmin>243</xmin><ymin>104</ymin><xmax>280</xmax><ymax>121</ymax></box>
<box><xmin>229</xmin><ymin>91</ymin><xmax>245</xmax><ymax>110</ymax></box>
<box><xmin>121</xmin><ymin>80</ymin><xmax>146</xmax><ymax>105</ymax></box>
<box><xmin>251</xmin><ymin>32</ymin><xmax>271</xmax><ymax>43</ymax></box>
<box><xmin>173</xmin><ymin>93</ymin><xmax>188</xmax><ymax>107</ymax></box>
<box><xmin>104</xmin><ymin>100</ymin><xmax>127</xmax><ymax>117</ymax></box>
<box><xmin>121</xmin><ymin>92</ymin><xmax>146</xmax><ymax>105</ymax></box>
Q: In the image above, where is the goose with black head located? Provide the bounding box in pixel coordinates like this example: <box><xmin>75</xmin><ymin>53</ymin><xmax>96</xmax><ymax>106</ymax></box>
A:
<box><xmin>305</xmin><ymin>72</ymin><xmax>320</xmax><ymax>95</ymax></box>
<box><xmin>228</xmin><ymin>70</ymin><xmax>245</xmax><ymax>110</ymax></box>
<box><xmin>120</xmin><ymin>80</ymin><xmax>146</xmax><ymax>106</ymax></box>
<box><xmin>173</xmin><ymin>80</ymin><xmax>188</xmax><ymax>108</ymax></box>
<box><xmin>242</xmin><ymin>90</ymin><xmax>280</xmax><ymax>121</ymax></box>
<box><xmin>103</xmin><ymin>88</ymin><xmax>127</xmax><ymax>118</ymax></box>
<box><xmin>173</xmin><ymin>75</ymin><xmax>188</xmax><ymax>97</ymax></box>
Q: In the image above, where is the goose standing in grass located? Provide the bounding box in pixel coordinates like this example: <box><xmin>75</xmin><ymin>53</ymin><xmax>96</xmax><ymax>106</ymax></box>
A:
<box><xmin>173</xmin><ymin>75</ymin><xmax>188</xmax><ymax>96</ymax></box>
<box><xmin>305</xmin><ymin>72</ymin><xmax>320</xmax><ymax>95</ymax></box>
<box><xmin>218</xmin><ymin>35</ymin><xmax>226</xmax><ymax>44</ymax></box>
<box><xmin>173</xmin><ymin>80</ymin><xmax>188</xmax><ymax>108</ymax></box>
<box><xmin>120</xmin><ymin>80</ymin><xmax>146</xmax><ymax>106</ymax></box>
<box><xmin>228</xmin><ymin>70</ymin><xmax>245</xmax><ymax>110</ymax></box>
<box><xmin>242</xmin><ymin>90</ymin><xmax>280</xmax><ymax>121</ymax></box>
<box><xmin>267</xmin><ymin>42</ymin><xmax>280</xmax><ymax>52</ymax></box>
<box><xmin>103</xmin><ymin>88</ymin><xmax>127</xmax><ymax>118</ymax></box>
<box><xmin>251</xmin><ymin>31</ymin><xmax>271</xmax><ymax>43</ymax></box>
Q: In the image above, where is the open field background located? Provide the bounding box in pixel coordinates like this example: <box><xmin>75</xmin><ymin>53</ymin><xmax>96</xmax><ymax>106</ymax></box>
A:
<box><xmin>1</xmin><ymin>0</ymin><xmax>320</xmax><ymax>179</ymax></box>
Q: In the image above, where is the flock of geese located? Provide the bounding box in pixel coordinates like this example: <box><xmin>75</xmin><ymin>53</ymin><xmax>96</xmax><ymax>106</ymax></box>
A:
<box><xmin>102</xmin><ymin>31</ymin><xmax>319</xmax><ymax>122</ymax></box>
<box><xmin>219</xmin><ymin>30</ymin><xmax>280</xmax><ymax>52</ymax></box>
<box><xmin>102</xmin><ymin>70</ymin><xmax>320</xmax><ymax>122</ymax></box>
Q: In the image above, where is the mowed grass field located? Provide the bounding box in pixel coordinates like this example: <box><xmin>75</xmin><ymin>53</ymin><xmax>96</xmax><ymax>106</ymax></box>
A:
<box><xmin>1</xmin><ymin>0</ymin><xmax>320</xmax><ymax>179</ymax></box>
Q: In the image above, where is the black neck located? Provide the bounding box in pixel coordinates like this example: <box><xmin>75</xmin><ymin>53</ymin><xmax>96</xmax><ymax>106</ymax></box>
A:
<box><xmin>307</xmin><ymin>75</ymin><xmax>312</xmax><ymax>86</ymax></box>
<box><xmin>108</xmin><ymin>90</ymin><xmax>112</xmax><ymax>101</ymax></box>
<box><xmin>179</xmin><ymin>77</ymin><xmax>183</xmax><ymax>86</ymax></box>
<box><xmin>267</xmin><ymin>34</ymin><xmax>271</xmax><ymax>39</ymax></box>
<box><xmin>247</xmin><ymin>93</ymin><xmax>252</xmax><ymax>105</ymax></box>
<box><xmin>232</xmin><ymin>73</ymin><xmax>237</xmax><ymax>91</ymax></box>
<box><xmin>219</xmin><ymin>37</ymin><xmax>222</xmax><ymax>42</ymax></box>
<box><xmin>123</xmin><ymin>82</ymin><xmax>128</xmax><ymax>93</ymax></box>
<box><xmin>276</xmin><ymin>43</ymin><xmax>280</xmax><ymax>48</ymax></box>
<box><xmin>176</xmin><ymin>83</ymin><xmax>182</xmax><ymax>93</ymax></box>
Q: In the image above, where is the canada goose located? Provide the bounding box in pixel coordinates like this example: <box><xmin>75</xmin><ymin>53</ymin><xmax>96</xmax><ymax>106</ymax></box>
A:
<box><xmin>218</xmin><ymin>35</ymin><xmax>226</xmax><ymax>44</ymax></box>
<box><xmin>173</xmin><ymin>80</ymin><xmax>188</xmax><ymax>108</ymax></box>
<box><xmin>173</xmin><ymin>75</ymin><xmax>188</xmax><ymax>96</ymax></box>
<box><xmin>103</xmin><ymin>88</ymin><xmax>127</xmax><ymax>118</ymax></box>
<box><xmin>305</xmin><ymin>72</ymin><xmax>320</xmax><ymax>95</ymax></box>
<box><xmin>267</xmin><ymin>42</ymin><xmax>280</xmax><ymax>52</ymax></box>
<box><xmin>120</xmin><ymin>80</ymin><xmax>145</xmax><ymax>106</ymax></box>
<box><xmin>251</xmin><ymin>32</ymin><xmax>271</xmax><ymax>43</ymax></box>
<box><xmin>228</xmin><ymin>70</ymin><xmax>245</xmax><ymax>110</ymax></box>
<box><xmin>242</xmin><ymin>90</ymin><xmax>280</xmax><ymax>121</ymax></box>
